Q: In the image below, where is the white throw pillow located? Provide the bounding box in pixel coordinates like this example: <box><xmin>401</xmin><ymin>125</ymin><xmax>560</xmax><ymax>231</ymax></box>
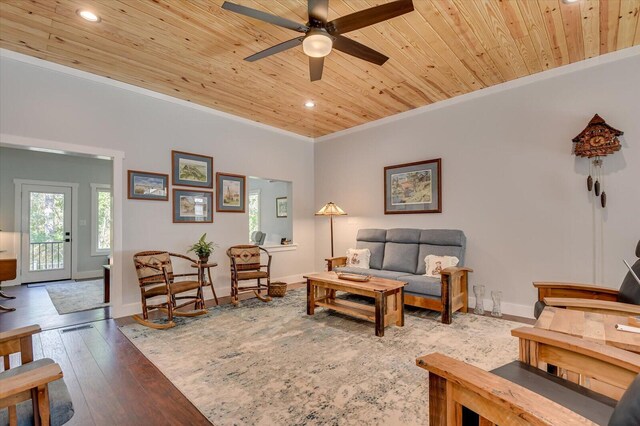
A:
<box><xmin>346</xmin><ymin>248</ymin><xmax>371</xmax><ymax>269</ymax></box>
<box><xmin>424</xmin><ymin>255</ymin><xmax>459</xmax><ymax>278</ymax></box>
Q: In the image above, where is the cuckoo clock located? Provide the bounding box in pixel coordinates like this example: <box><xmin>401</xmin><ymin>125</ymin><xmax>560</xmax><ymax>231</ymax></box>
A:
<box><xmin>572</xmin><ymin>114</ymin><xmax>623</xmax><ymax>208</ymax></box>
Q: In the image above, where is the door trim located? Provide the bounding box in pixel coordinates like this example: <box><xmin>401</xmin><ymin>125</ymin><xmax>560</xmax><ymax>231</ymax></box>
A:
<box><xmin>2</xmin><ymin>133</ymin><xmax>125</xmax><ymax>318</ymax></box>
<box><xmin>14</xmin><ymin>179</ymin><xmax>79</xmax><ymax>282</ymax></box>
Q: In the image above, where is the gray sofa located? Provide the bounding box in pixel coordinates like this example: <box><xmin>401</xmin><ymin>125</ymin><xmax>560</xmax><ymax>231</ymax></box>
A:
<box><xmin>326</xmin><ymin>228</ymin><xmax>471</xmax><ymax>324</ymax></box>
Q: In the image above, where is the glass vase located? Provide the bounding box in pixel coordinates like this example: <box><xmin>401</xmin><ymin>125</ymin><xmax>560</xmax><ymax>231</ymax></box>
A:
<box><xmin>491</xmin><ymin>291</ymin><xmax>502</xmax><ymax>317</ymax></box>
<box><xmin>473</xmin><ymin>285</ymin><xmax>485</xmax><ymax>315</ymax></box>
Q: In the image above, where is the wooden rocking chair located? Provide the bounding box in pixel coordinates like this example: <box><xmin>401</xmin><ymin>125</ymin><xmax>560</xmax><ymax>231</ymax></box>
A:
<box><xmin>226</xmin><ymin>245</ymin><xmax>272</xmax><ymax>305</ymax></box>
<box><xmin>132</xmin><ymin>251</ymin><xmax>207</xmax><ymax>329</ymax></box>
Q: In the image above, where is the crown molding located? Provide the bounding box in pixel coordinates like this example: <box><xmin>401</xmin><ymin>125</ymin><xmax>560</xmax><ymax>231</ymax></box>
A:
<box><xmin>314</xmin><ymin>45</ymin><xmax>640</xmax><ymax>143</ymax></box>
<box><xmin>0</xmin><ymin>48</ymin><xmax>313</xmax><ymax>143</ymax></box>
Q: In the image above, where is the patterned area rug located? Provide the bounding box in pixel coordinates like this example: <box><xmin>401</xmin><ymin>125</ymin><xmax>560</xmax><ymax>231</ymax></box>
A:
<box><xmin>120</xmin><ymin>290</ymin><xmax>520</xmax><ymax>425</ymax></box>
<box><xmin>46</xmin><ymin>279</ymin><xmax>109</xmax><ymax>314</ymax></box>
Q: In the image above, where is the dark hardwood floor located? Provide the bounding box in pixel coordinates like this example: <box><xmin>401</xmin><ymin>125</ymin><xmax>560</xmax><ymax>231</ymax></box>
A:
<box><xmin>2</xmin><ymin>281</ymin><xmax>534</xmax><ymax>425</ymax></box>
<box><xmin>0</xmin><ymin>283</ymin><xmax>110</xmax><ymax>332</ymax></box>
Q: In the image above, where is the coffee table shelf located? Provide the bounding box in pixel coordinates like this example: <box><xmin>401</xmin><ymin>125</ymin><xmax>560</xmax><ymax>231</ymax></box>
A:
<box><xmin>304</xmin><ymin>272</ymin><xmax>405</xmax><ymax>337</ymax></box>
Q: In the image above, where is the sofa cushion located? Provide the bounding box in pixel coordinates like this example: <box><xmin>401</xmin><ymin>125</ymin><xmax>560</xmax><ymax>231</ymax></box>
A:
<box><xmin>355</xmin><ymin>241</ymin><xmax>385</xmax><ymax>270</ymax></box>
<box><xmin>386</xmin><ymin>228</ymin><xmax>421</xmax><ymax>244</ymax></box>
<box><xmin>334</xmin><ymin>266</ymin><xmax>408</xmax><ymax>281</ymax></box>
<box><xmin>609</xmin><ymin>373</ymin><xmax>640</xmax><ymax>426</ymax></box>
<box><xmin>356</xmin><ymin>229</ymin><xmax>387</xmax><ymax>243</ymax></box>
<box><xmin>419</xmin><ymin>229</ymin><xmax>466</xmax><ymax>246</ymax></box>
<box><xmin>382</xmin><ymin>242</ymin><xmax>419</xmax><ymax>274</ymax></box>
<box><xmin>399</xmin><ymin>274</ymin><xmax>442</xmax><ymax>297</ymax></box>
<box><xmin>0</xmin><ymin>358</ymin><xmax>74</xmax><ymax>426</ymax></box>
<box><xmin>417</xmin><ymin>244</ymin><xmax>464</xmax><ymax>275</ymax></box>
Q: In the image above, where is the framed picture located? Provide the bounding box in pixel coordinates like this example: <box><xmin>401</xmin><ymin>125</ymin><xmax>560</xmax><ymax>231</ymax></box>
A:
<box><xmin>216</xmin><ymin>172</ymin><xmax>246</xmax><ymax>213</ymax></box>
<box><xmin>127</xmin><ymin>170</ymin><xmax>168</xmax><ymax>201</ymax></box>
<box><xmin>276</xmin><ymin>197</ymin><xmax>288</xmax><ymax>218</ymax></box>
<box><xmin>173</xmin><ymin>189</ymin><xmax>213</xmax><ymax>223</ymax></box>
<box><xmin>172</xmin><ymin>150</ymin><xmax>213</xmax><ymax>188</ymax></box>
<box><xmin>384</xmin><ymin>158</ymin><xmax>441</xmax><ymax>214</ymax></box>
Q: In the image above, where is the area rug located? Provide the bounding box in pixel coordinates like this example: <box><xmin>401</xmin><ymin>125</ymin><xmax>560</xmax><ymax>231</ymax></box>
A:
<box><xmin>46</xmin><ymin>279</ymin><xmax>109</xmax><ymax>314</ymax></box>
<box><xmin>120</xmin><ymin>290</ymin><xmax>520</xmax><ymax>425</ymax></box>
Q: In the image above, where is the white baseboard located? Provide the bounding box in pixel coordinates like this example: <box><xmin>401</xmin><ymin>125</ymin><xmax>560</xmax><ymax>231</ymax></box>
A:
<box><xmin>73</xmin><ymin>270</ymin><xmax>102</xmax><ymax>280</ymax></box>
<box><xmin>467</xmin><ymin>296</ymin><xmax>534</xmax><ymax>319</ymax></box>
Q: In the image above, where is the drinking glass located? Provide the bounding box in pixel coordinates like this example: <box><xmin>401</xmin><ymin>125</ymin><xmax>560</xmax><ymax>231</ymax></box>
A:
<box><xmin>491</xmin><ymin>291</ymin><xmax>502</xmax><ymax>317</ymax></box>
<box><xmin>473</xmin><ymin>285</ymin><xmax>485</xmax><ymax>315</ymax></box>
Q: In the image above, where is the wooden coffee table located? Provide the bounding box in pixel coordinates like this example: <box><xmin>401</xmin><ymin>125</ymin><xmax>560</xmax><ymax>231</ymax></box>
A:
<box><xmin>304</xmin><ymin>272</ymin><xmax>406</xmax><ymax>337</ymax></box>
<box><xmin>535</xmin><ymin>306</ymin><xmax>640</xmax><ymax>354</ymax></box>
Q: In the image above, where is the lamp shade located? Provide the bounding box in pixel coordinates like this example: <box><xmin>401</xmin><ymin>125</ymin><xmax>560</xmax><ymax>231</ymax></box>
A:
<box><xmin>315</xmin><ymin>202</ymin><xmax>347</xmax><ymax>216</ymax></box>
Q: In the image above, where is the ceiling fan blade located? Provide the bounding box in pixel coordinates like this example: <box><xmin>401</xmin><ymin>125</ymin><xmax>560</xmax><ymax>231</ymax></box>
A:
<box><xmin>222</xmin><ymin>1</ymin><xmax>309</xmax><ymax>33</ymax></box>
<box><xmin>333</xmin><ymin>35</ymin><xmax>388</xmax><ymax>65</ymax></box>
<box><xmin>244</xmin><ymin>37</ymin><xmax>304</xmax><ymax>62</ymax></box>
<box><xmin>309</xmin><ymin>57</ymin><xmax>324</xmax><ymax>81</ymax></box>
<box><xmin>308</xmin><ymin>0</ymin><xmax>329</xmax><ymax>24</ymax></box>
<box><xmin>327</xmin><ymin>0</ymin><xmax>414</xmax><ymax>35</ymax></box>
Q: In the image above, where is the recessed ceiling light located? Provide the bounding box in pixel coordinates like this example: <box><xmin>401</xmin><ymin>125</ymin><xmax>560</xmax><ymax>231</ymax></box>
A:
<box><xmin>77</xmin><ymin>10</ymin><xmax>101</xmax><ymax>22</ymax></box>
<box><xmin>561</xmin><ymin>0</ymin><xmax>579</xmax><ymax>4</ymax></box>
<box><xmin>304</xmin><ymin>101</ymin><xmax>316</xmax><ymax>108</ymax></box>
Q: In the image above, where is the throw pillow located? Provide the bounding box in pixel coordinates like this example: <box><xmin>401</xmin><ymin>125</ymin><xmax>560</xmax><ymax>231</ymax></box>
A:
<box><xmin>424</xmin><ymin>255</ymin><xmax>459</xmax><ymax>278</ymax></box>
<box><xmin>346</xmin><ymin>248</ymin><xmax>371</xmax><ymax>269</ymax></box>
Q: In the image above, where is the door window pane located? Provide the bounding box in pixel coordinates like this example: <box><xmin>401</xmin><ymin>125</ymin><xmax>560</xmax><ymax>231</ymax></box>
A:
<box><xmin>29</xmin><ymin>192</ymin><xmax>65</xmax><ymax>271</ymax></box>
<box><xmin>97</xmin><ymin>189</ymin><xmax>111</xmax><ymax>250</ymax></box>
<box><xmin>248</xmin><ymin>190</ymin><xmax>260</xmax><ymax>240</ymax></box>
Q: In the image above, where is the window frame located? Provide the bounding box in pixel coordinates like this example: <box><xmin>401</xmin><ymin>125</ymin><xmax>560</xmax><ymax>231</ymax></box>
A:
<box><xmin>248</xmin><ymin>189</ymin><xmax>261</xmax><ymax>241</ymax></box>
<box><xmin>90</xmin><ymin>183</ymin><xmax>112</xmax><ymax>256</ymax></box>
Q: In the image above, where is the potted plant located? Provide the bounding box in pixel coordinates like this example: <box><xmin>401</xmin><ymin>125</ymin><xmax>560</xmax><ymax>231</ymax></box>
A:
<box><xmin>188</xmin><ymin>233</ymin><xmax>217</xmax><ymax>263</ymax></box>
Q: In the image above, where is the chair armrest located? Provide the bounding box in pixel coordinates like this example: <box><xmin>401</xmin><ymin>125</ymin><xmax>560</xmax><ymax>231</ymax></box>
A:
<box><xmin>0</xmin><ymin>363</ymin><xmax>63</xmax><ymax>400</ymax></box>
<box><xmin>0</xmin><ymin>325</ymin><xmax>41</xmax><ymax>344</ymax></box>
<box><xmin>533</xmin><ymin>281</ymin><xmax>619</xmax><ymax>302</ymax></box>
<box><xmin>169</xmin><ymin>252</ymin><xmax>199</xmax><ymax>264</ymax></box>
<box><xmin>512</xmin><ymin>327</ymin><xmax>640</xmax><ymax>373</ymax></box>
<box><xmin>543</xmin><ymin>297</ymin><xmax>640</xmax><ymax>316</ymax></box>
<box><xmin>325</xmin><ymin>257</ymin><xmax>347</xmax><ymax>271</ymax></box>
<box><xmin>416</xmin><ymin>353</ymin><xmax>597</xmax><ymax>425</ymax></box>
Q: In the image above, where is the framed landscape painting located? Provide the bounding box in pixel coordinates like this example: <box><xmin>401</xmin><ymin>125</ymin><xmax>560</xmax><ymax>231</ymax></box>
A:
<box><xmin>128</xmin><ymin>170</ymin><xmax>168</xmax><ymax>201</ymax></box>
<box><xmin>384</xmin><ymin>158</ymin><xmax>441</xmax><ymax>214</ymax></box>
<box><xmin>172</xmin><ymin>150</ymin><xmax>213</xmax><ymax>188</ymax></box>
<box><xmin>173</xmin><ymin>189</ymin><xmax>213</xmax><ymax>223</ymax></box>
<box><xmin>216</xmin><ymin>172</ymin><xmax>246</xmax><ymax>213</ymax></box>
<box><xmin>276</xmin><ymin>197</ymin><xmax>288</xmax><ymax>218</ymax></box>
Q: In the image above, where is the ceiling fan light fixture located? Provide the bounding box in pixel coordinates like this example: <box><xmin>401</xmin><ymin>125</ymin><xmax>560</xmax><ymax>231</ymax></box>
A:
<box><xmin>304</xmin><ymin>100</ymin><xmax>316</xmax><ymax>108</ymax></box>
<box><xmin>303</xmin><ymin>32</ymin><xmax>333</xmax><ymax>58</ymax></box>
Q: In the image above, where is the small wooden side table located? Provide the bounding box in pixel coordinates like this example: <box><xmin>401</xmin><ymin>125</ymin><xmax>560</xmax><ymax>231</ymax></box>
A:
<box><xmin>191</xmin><ymin>262</ymin><xmax>219</xmax><ymax>306</ymax></box>
<box><xmin>0</xmin><ymin>258</ymin><xmax>17</xmax><ymax>313</ymax></box>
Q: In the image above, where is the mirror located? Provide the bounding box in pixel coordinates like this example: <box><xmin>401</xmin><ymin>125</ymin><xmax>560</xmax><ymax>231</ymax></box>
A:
<box><xmin>248</xmin><ymin>177</ymin><xmax>293</xmax><ymax>246</ymax></box>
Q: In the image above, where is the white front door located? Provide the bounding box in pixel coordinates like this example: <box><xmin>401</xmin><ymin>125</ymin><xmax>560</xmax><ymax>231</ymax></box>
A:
<box><xmin>20</xmin><ymin>184</ymin><xmax>72</xmax><ymax>283</ymax></box>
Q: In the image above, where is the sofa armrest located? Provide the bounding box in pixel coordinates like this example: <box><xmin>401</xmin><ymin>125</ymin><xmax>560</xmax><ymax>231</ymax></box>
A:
<box><xmin>416</xmin><ymin>353</ymin><xmax>596</xmax><ymax>425</ymax></box>
<box><xmin>325</xmin><ymin>257</ymin><xmax>347</xmax><ymax>271</ymax></box>
<box><xmin>543</xmin><ymin>297</ymin><xmax>640</xmax><ymax>316</ymax></box>
<box><xmin>439</xmin><ymin>266</ymin><xmax>473</xmax><ymax>324</ymax></box>
<box><xmin>533</xmin><ymin>281</ymin><xmax>619</xmax><ymax>302</ymax></box>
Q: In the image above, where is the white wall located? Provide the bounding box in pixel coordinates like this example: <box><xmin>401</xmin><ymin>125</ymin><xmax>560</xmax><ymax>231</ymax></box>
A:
<box><xmin>314</xmin><ymin>52</ymin><xmax>640</xmax><ymax>316</ymax></box>
<box><xmin>0</xmin><ymin>147</ymin><xmax>112</xmax><ymax>275</ymax></box>
<box><xmin>0</xmin><ymin>55</ymin><xmax>315</xmax><ymax>313</ymax></box>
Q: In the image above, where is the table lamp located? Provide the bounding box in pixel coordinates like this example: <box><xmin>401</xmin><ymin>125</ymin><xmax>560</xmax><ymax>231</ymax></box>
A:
<box><xmin>315</xmin><ymin>202</ymin><xmax>347</xmax><ymax>257</ymax></box>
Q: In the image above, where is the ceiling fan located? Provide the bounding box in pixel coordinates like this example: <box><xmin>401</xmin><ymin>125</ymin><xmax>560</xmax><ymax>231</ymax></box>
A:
<box><xmin>221</xmin><ymin>0</ymin><xmax>414</xmax><ymax>81</ymax></box>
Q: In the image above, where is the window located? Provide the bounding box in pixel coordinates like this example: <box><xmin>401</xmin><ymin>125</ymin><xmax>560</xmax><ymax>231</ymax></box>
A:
<box><xmin>248</xmin><ymin>189</ymin><xmax>260</xmax><ymax>241</ymax></box>
<box><xmin>91</xmin><ymin>183</ymin><xmax>112</xmax><ymax>256</ymax></box>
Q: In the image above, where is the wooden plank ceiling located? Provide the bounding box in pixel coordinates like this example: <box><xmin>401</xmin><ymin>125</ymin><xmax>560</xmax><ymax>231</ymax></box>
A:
<box><xmin>1</xmin><ymin>0</ymin><xmax>639</xmax><ymax>138</ymax></box>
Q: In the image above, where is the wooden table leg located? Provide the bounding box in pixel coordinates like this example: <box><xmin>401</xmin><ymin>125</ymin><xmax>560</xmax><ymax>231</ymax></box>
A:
<box><xmin>396</xmin><ymin>288</ymin><xmax>404</xmax><ymax>327</ymax></box>
<box><xmin>306</xmin><ymin>280</ymin><xmax>315</xmax><ymax>315</ymax></box>
<box><xmin>206</xmin><ymin>268</ymin><xmax>219</xmax><ymax>305</ymax></box>
<box><xmin>375</xmin><ymin>291</ymin><xmax>385</xmax><ymax>337</ymax></box>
